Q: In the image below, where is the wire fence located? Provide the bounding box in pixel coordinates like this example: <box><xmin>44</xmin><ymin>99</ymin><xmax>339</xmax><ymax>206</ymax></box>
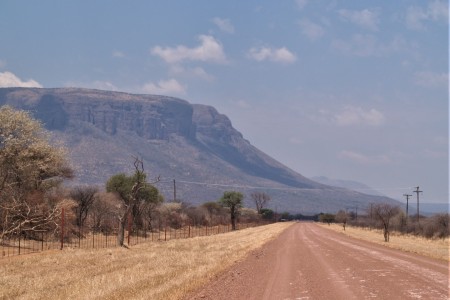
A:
<box><xmin>0</xmin><ymin>221</ymin><xmax>267</xmax><ymax>259</ymax></box>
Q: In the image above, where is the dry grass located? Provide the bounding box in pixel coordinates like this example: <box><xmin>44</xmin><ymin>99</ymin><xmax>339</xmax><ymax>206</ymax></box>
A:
<box><xmin>0</xmin><ymin>222</ymin><xmax>292</xmax><ymax>300</ymax></box>
<box><xmin>319</xmin><ymin>223</ymin><xmax>449</xmax><ymax>261</ymax></box>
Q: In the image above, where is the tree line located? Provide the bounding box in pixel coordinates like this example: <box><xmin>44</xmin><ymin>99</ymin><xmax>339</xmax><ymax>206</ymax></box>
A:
<box><xmin>0</xmin><ymin>106</ymin><xmax>275</xmax><ymax>247</ymax></box>
<box><xmin>318</xmin><ymin>203</ymin><xmax>449</xmax><ymax>242</ymax></box>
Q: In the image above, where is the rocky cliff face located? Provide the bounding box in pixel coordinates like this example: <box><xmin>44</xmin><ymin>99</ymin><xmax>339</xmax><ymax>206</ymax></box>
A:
<box><xmin>0</xmin><ymin>88</ymin><xmax>195</xmax><ymax>140</ymax></box>
<box><xmin>0</xmin><ymin>87</ymin><xmax>399</xmax><ymax>213</ymax></box>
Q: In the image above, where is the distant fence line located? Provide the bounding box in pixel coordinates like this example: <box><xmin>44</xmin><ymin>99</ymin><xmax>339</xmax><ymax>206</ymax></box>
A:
<box><xmin>1</xmin><ymin>221</ymin><xmax>267</xmax><ymax>259</ymax></box>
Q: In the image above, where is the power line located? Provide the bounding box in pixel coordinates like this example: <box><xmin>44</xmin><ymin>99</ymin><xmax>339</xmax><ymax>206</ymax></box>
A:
<box><xmin>403</xmin><ymin>194</ymin><xmax>412</xmax><ymax>218</ymax></box>
<box><xmin>413</xmin><ymin>186</ymin><xmax>423</xmax><ymax>223</ymax></box>
<box><xmin>155</xmin><ymin>177</ymin><xmax>415</xmax><ymax>193</ymax></box>
<box><xmin>173</xmin><ymin>179</ymin><xmax>176</xmax><ymax>202</ymax></box>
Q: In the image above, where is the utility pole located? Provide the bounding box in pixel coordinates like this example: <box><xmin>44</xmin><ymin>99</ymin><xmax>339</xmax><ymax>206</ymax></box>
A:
<box><xmin>403</xmin><ymin>194</ymin><xmax>412</xmax><ymax>218</ymax></box>
<box><xmin>413</xmin><ymin>186</ymin><xmax>423</xmax><ymax>223</ymax></box>
<box><xmin>173</xmin><ymin>179</ymin><xmax>177</xmax><ymax>202</ymax></box>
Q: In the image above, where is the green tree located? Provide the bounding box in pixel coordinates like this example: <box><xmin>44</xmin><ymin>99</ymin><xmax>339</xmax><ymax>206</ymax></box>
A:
<box><xmin>219</xmin><ymin>191</ymin><xmax>243</xmax><ymax>230</ymax></box>
<box><xmin>260</xmin><ymin>208</ymin><xmax>274</xmax><ymax>220</ymax></box>
<box><xmin>319</xmin><ymin>213</ymin><xmax>335</xmax><ymax>225</ymax></box>
<box><xmin>0</xmin><ymin>106</ymin><xmax>73</xmax><ymax>240</ymax></box>
<box><xmin>106</xmin><ymin>158</ymin><xmax>160</xmax><ymax>246</ymax></box>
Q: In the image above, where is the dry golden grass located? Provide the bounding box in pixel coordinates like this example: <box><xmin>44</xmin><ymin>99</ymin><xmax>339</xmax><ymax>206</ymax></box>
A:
<box><xmin>0</xmin><ymin>222</ymin><xmax>292</xmax><ymax>300</ymax></box>
<box><xmin>319</xmin><ymin>223</ymin><xmax>449</xmax><ymax>261</ymax></box>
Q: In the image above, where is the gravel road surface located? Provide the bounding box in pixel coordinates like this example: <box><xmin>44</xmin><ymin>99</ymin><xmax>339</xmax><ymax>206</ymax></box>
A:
<box><xmin>186</xmin><ymin>222</ymin><xmax>449</xmax><ymax>300</ymax></box>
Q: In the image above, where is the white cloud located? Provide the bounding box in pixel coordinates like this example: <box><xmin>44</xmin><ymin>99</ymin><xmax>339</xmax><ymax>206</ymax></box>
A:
<box><xmin>212</xmin><ymin>17</ymin><xmax>234</xmax><ymax>33</ymax></box>
<box><xmin>298</xmin><ymin>19</ymin><xmax>325</xmax><ymax>40</ymax></box>
<box><xmin>236</xmin><ymin>100</ymin><xmax>251</xmax><ymax>109</ymax></box>
<box><xmin>339</xmin><ymin>150</ymin><xmax>390</xmax><ymax>164</ymax></box>
<box><xmin>141</xmin><ymin>78</ymin><xmax>187</xmax><ymax>96</ymax></box>
<box><xmin>169</xmin><ymin>65</ymin><xmax>214</xmax><ymax>81</ymax></box>
<box><xmin>151</xmin><ymin>35</ymin><xmax>227</xmax><ymax>64</ymax></box>
<box><xmin>414</xmin><ymin>71</ymin><xmax>448</xmax><ymax>88</ymax></box>
<box><xmin>112</xmin><ymin>50</ymin><xmax>125</xmax><ymax>58</ymax></box>
<box><xmin>406</xmin><ymin>1</ymin><xmax>448</xmax><ymax>30</ymax></box>
<box><xmin>64</xmin><ymin>80</ymin><xmax>118</xmax><ymax>91</ymax></box>
<box><xmin>295</xmin><ymin>0</ymin><xmax>308</xmax><ymax>10</ymax></box>
<box><xmin>338</xmin><ymin>8</ymin><xmax>380</xmax><ymax>31</ymax></box>
<box><xmin>248</xmin><ymin>46</ymin><xmax>297</xmax><ymax>64</ymax></box>
<box><xmin>191</xmin><ymin>67</ymin><xmax>214</xmax><ymax>80</ymax></box>
<box><xmin>0</xmin><ymin>71</ymin><xmax>42</xmax><ymax>88</ymax></box>
<box><xmin>92</xmin><ymin>81</ymin><xmax>118</xmax><ymax>91</ymax></box>
<box><xmin>289</xmin><ymin>137</ymin><xmax>303</xmax><ymax>145</ymax></box>
<box><xmin>332</xmin><ymin>34</ymin><xmax>407</xmax><ymax>57</ymax></box>
<box><xmin>335</xmin><ymin>106</ymin><xmax>385</xmax><ymax>126</ymax></box>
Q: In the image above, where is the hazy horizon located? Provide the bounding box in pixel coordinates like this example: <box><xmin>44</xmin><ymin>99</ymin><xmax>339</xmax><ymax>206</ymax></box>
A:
<box><xmin>0</xmin><ymin>1</ymin><xmax>448</xmax><ymax>205</ymax></box>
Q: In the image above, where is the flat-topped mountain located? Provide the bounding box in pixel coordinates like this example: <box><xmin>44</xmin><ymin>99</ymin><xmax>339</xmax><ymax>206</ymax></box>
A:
<box><xmin>0</xmin><ymin>87</ymin><xmax>400</xmax><ymax>213</ymax></box>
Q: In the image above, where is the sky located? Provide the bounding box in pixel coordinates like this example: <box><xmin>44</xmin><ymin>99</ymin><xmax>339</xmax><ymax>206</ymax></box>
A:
<box><xmin>0</xmin><ymin>0</ymin><xmax>448</xmax><ymax>205</ymax></box>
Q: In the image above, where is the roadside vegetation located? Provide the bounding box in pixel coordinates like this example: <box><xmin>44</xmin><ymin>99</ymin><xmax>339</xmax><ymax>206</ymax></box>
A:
<box><xmin>317</xmin><ymin>203</ymin><xmax>449</xmax><ymax>261</ymax></box>
<box><xmin>0</xmin><ymin>106</ymin><xmax>277</xmax><ymax>253</ymax></box>
<box><xmin>320</xmin><ymin>223</ymin><xmax>449</xmax><ymax>261</ymax></box>
<box><xmin>317</xmin><ymin>205</ymin><xmax>449</xmax><ymax>242</ymax></box>
<box><xmin>0</xmin><ymin>222</ymin><xmax>292</xmax><ymax>300</ymax></box>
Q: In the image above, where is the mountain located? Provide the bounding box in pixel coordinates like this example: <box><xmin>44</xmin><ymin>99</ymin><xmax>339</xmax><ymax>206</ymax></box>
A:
<box><xmin>0</xmin><ymin>87</ymin><xmax>401</xmax><ymax>214</ymax></box>
<box><xmin>311</xmin><ymin>176</ymin><xmax>386</xmax><ymax>197</ymax></box>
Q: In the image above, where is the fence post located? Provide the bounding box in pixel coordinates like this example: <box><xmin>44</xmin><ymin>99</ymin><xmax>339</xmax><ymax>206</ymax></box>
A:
<box><xmin>18</xmin><ymin>223</ymin><xmax>21</xmax><ymax>255</ymax></box>
<box><xmin>188</xmin><ymin>225</ymin><xmax>191</xmax><ymax>238</ymax></box>
<box><xmin>60</xmin><ymin>208</ymin><xmax>65</xmax><ymax>250</ymax></box>
<box><xmin>41</xmin><ymin>232</ymin><xmax>44</xmax><ymax>251</ymax></box>
<box><xmin>127</xmin><ymin>213</ymin><xmax>132</xmax><ymax>246</ymax></box>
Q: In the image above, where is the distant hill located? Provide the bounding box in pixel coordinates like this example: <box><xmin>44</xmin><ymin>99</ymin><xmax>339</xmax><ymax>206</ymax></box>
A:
<box><xmin>311</xmin><ymin>176</ymin><xmax>386</xmax><ymax>197</ymax></box>
<box><xmin>0</xmin><ymin>87</ymin><xmax>401</xmax><ymax>214</ymax></box>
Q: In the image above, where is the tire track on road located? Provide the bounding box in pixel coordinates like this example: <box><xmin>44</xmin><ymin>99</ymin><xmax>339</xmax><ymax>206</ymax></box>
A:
<box><xmin>186</xmin><ymin>223</ymin><xmax>449</xmax><ymax>300</ymax></box>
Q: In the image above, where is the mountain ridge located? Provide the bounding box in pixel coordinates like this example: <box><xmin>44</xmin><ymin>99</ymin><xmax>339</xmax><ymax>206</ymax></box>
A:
<box><xmin>0</xmin><ymin>87</ymin><xmax>400</xmax><ymax>213</ymax></box>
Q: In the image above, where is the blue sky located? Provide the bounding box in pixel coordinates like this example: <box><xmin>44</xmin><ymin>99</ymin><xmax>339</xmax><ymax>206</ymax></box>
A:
<box><xmin>0</xmin><ymin>0</ymin><xmax>448</xmax><ymax>205</ymax></box>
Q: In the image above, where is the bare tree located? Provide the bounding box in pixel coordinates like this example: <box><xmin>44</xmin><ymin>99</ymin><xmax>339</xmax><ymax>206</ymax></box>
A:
<box><xmin>69</xmin><ymin>186</ymin><xmax>98</xmax><ymax>228</ymax></box>
<box><xmin>373</xmin><ymin>203</ymin><xmax>401</xmax><ymax>242</ymax></box>
<box><xmin>251</xmin><ymin>192</ymin><xmax>271</xmax><ymax>214</ymax></box>
<box><xmin>335</xmin><ymin>210</ymin><xmax>348</xmax><ymax>231</ymax></box>
<box><xmin>106</xmin><ymin>158</ymin><xmax>160</xmax><ymax>246</ymax></box>
<box><xmin>90</xmin><ymin>192</ymin><xmax>119</xmax><ymax>233</ymax></box>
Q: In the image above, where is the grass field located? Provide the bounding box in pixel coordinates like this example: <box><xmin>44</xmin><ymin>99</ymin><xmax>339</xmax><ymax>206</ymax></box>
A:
<box><xmin>319</xmin><ymin>223</ymin><xmax>449</xmax><ymax>261</ymax></box>
<box><xmin>0</xmin><ymin>222</ymin><xmax>293</xmax><ymax>300</ymax></box>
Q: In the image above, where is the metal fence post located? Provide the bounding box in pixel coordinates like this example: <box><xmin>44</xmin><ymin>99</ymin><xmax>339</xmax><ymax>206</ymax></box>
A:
<box><xmin>18</xmin><ymin>224</ymin><xmax>21</xmax><ymax>255</ymax></box>
<box><xmin>60</xmin><ymin>208</ymin><xmax>65</xmax><ymax>250</ymax></box>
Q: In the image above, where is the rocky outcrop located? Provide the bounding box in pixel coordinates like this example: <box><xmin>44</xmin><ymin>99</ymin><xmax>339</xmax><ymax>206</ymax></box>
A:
<box><xmin>0</xmin><ymin>87</ymin><xmax>195</xmax><ymax>140</ymax></box>
<box><xmin>0</xmin><ymin>87</ymin><xmax>400</xmax><ymax>213</ymax></box>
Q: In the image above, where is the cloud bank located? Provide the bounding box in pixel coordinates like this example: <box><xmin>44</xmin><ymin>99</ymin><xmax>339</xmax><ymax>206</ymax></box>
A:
<box><xmin>142</xmin><ymin>78</ymin><xmax>186</xmax><ymax>96</ymax></box>
<box><xmin>247</xmin><ymin>46</ymin><xmax>297</xmax><ymax>64</ymax></box>
<box><xmin>335</xmin><ymin>106</ymin><xmax>385</xmax><ymax>126</ymax></box>
<box><xmin>151</xmin><ymin>35</ymin><xmax>227</xmax><ymax>64</ymax></box>
<box><xmin>0</xmin><ymin>71</ymin><xmax>42</xmax><ymax>88</ymax></box>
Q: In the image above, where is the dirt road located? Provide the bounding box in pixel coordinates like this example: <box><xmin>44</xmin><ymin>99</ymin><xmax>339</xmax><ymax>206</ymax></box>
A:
<box><xmin>186</xmin><ymin>222</ymin><xmax>449</xmax><ymax>300</ymax></box>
